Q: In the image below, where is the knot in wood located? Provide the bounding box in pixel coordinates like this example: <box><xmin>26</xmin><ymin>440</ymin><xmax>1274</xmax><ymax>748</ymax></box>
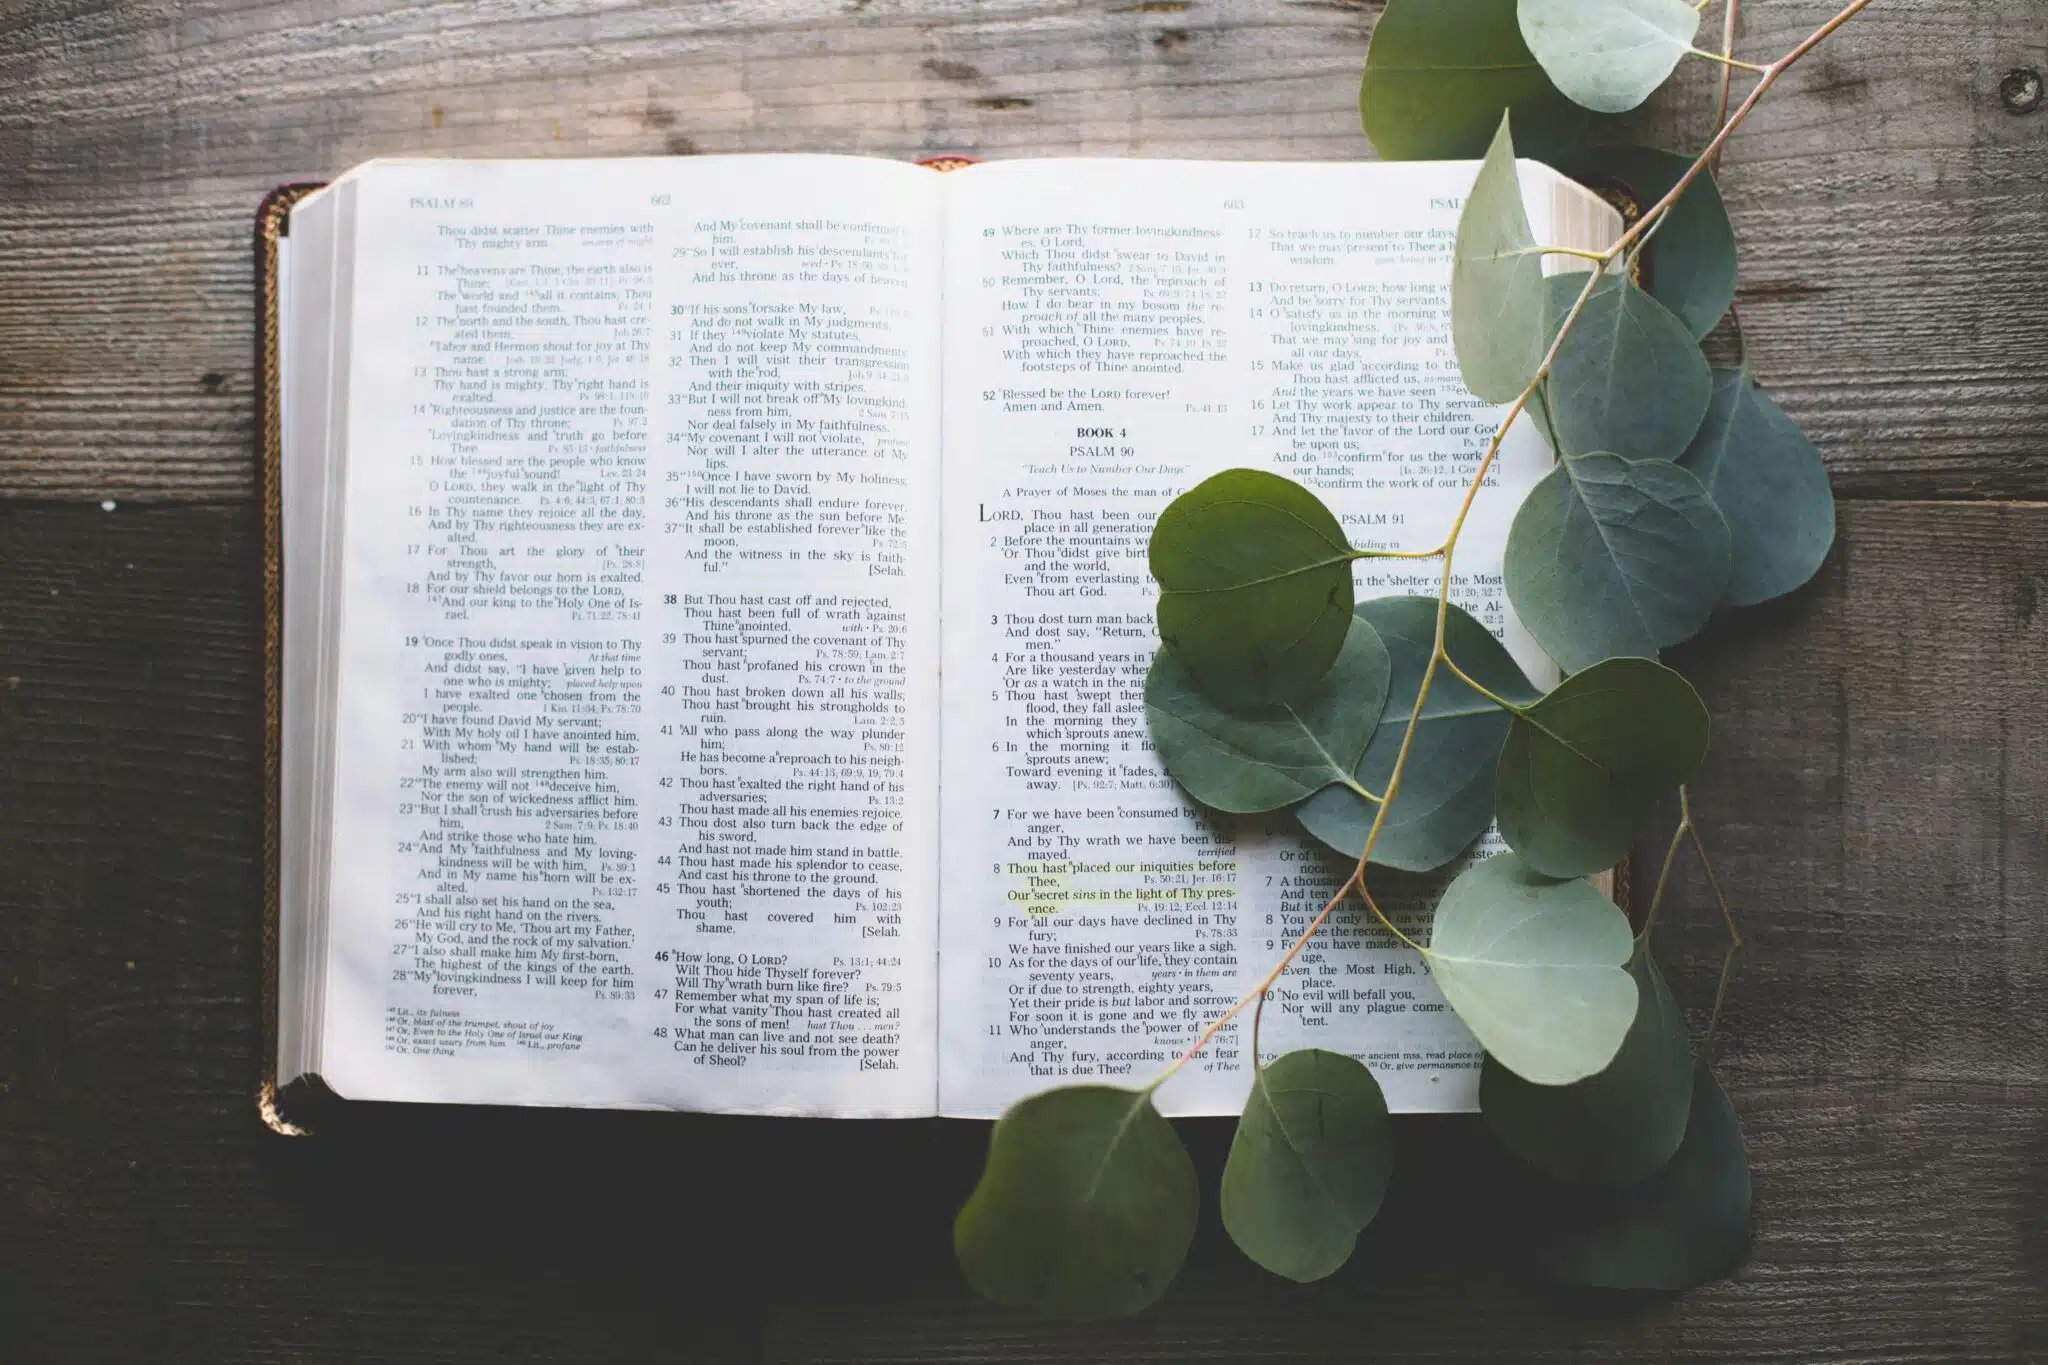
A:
<box><xmin>1998</xmin><ymin>68</ymin><xmax>2042</xmax><ymax>114</ymax></box>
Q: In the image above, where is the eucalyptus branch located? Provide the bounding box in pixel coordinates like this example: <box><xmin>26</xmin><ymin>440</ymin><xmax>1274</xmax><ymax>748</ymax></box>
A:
<box><xmin>1364</xmin><ymin>0</ymin><xmax>1874</xmax><ymax>870</ymax></box>
<box><xmin>1145</xmin><ymin>0</ymin><xmax>1869</xmax><ymax>1092</ymax></box>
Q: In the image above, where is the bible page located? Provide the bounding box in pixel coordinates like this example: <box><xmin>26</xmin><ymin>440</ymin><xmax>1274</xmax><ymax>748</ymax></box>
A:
<box><xmin>310</xmin><ymin>155</ymin><xmax>944</xmax><ymax>1115</ymax></box>
<box><xmin>935</xmin><ymin>157</ymin><xmax>1615</xmax><ymax>1118</ymax></box>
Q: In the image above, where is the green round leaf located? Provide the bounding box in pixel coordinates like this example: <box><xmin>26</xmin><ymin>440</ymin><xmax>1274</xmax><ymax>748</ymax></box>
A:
<box><xmin>1680</xmin><ymin>368</ymin><xmax>1836</xmax><ymax>608</ymax></box>
<box><xmin>1151</xmin><ymin>469</ymin><xmax>1356</xmax><ymax>710</ymax></box>
<box><xmin>1495</xmin><ymin>656</ymin><xmax>1709</xmax><ymax>879</ymax></box>
<box><xmin>1361</xmin><ymin>0</ymin><xmax>1590</xmax><ymax>162</ymax></box>
<box><xmin>1453</xmin><ymin>116</ymin><xmax>1551</xmax><ymax>405</ymax></box>
<box><xmin>1518</xmin><ymin>0</ymin><xmax>1701</xmax><ymax>114</ymax></box>
<box><xmin>1504</xmin><ymin>451</ymin><xmax>1732</xmax><ymax>675</ymax></box>
<box><xmin>1552</xmin><ymin>145</ymin><xmax>1736</xmax><ymax>339</ymax></box>
<box><xmin>955</xmin><ymin>1085</ymin><xmax>1198</xmax><ymax>1320</ymax></box>
<box><xmin>1145</xmin><ymin>616</ymin><xmax>1391</xmax><ymax>815</ymax></box>
<box><xmin>1221</xmin><ymin>1049</ymin><xmax>1393</xmax><ymax>1283</ymax></box>
<box><xmin>1296</xmin><ymin>597</ymin><xmax>1540</xmax><ymax>872</ymax></box>
<box><xmin>1482</xmin><ymin>941</ymin><xmax>1692</xmax><ymax>1183</ymax></box>
<box><xmin>1424</xmin><ymin>850</ymin><xmax>1638</xmax><ymax>1085</ymax></box>
<box><xmin>1537</xmin><ymin>1066</ymin><xmax>1752</xmax><ymax>1289</ymax></box>
<box><xmin>1535</xmin><ymin>273</ymin><xmax>1713</xmax><ymax>462</ymax></box>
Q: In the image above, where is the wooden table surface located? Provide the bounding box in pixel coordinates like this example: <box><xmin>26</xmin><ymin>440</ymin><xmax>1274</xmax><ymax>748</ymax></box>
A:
<box><xmin>2</xmin><ymin>1</ymin><xmax>2044</xmax><ymax>1360</ymax></box>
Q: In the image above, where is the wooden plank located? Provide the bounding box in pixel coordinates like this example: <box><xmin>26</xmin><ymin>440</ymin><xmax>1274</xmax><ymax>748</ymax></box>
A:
<box><xmin>0</xmin><ymin>0</ymin><xmax>2042</xmax><ymax>498</ymax></box>
<box><xmin>768</xmin><ymin>1083</ymin><xmax>2045</xmax><ymax>1364</ymax></box>
<box><xmin>1656</xmin><ymin>500</ymin><xmax>2048</xmax><ymax>1094</ymax></box>
<box><xmin>0</xmin><ymin>500</ymin><xmax>2042</xmax><ymax>1359</ymax></box>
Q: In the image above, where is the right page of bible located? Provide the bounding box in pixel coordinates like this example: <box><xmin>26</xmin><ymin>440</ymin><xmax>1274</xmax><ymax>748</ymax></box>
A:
<box><xmin>936</xmin><ymin>157</ymin><xmax>1612</xmax><ymax>1119</ymax></box>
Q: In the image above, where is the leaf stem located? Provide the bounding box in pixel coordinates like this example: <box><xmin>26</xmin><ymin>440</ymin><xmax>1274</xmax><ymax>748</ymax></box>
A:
<box><xmin>1350</xmin><ymin>546</ymin><xmax>1448</xmax><ymax>562</ymax></box>
<box><xmin>1521</xmin><ymin>245</ymin><xmax>1610</xmax><ymax>264</ymax></box>
<box><xmin>1343</xmin><ymin>776</ymin><xmax>1387</xmax><ymax>805</ymax></box>
<box><xmin>1357</xmin><ymin>880</ymin><xmax>1424</xmax><ymax>955</ymax></box>
<box><xmin>1688</xmin><ymin>45</ymin><xmax>1768</xmax><ymax>73</ymax></box>
<box><xmin>1442</xmin><ymin>642</ymin><xmax>1607</xmax><ymax>767</ymax></box>
<box><xmin>1437</xmin><ymin>652</ymin><xmax>1525</xmax><ymax>714</ymax></box>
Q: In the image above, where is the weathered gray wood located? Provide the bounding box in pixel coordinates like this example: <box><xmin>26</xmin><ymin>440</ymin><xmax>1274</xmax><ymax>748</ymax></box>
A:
<box><xmin>0</xmin><ymin>0</ymin><xmax>2041</xmax><ymax>498</ymax></box>
<box><xmin>0</xmin><ymin>500</ymin><xmax>2041</xmax><ymax>1360</ymax></box>
<box><xmin>772</xmin><ymin>1084</ymin><xmax>2045</xmax><ymax>1363</ymax></box>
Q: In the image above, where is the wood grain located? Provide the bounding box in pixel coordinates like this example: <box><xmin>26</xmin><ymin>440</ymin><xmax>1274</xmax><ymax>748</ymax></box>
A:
<box><xmin>0</xmin><ymin>500</ymin><xmax>2041</xmax><ymax>1361</ymax></box>
<box><xmin>771</xmin><ymin>1084</ymin><xmax>2046</xmax><ymax>1364</ymax></box>
<box><xmin>0</xmin><ymin>0</ymin><xmax>2042</xmax><ymax>499</ymax></box>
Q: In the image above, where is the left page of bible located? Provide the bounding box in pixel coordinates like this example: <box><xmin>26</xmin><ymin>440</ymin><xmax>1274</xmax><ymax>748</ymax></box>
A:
<box><xmin>302</xmin><ymin>156</ymin><xmax>944</xmax><ymax>1115</ymax></box>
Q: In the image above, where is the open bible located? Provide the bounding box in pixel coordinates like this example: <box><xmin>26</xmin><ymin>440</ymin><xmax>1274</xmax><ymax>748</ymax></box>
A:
<box><xmin>264</xmin><ymin>153</ymin><xmax>1619</xmax><ymax>1124</ymax></box>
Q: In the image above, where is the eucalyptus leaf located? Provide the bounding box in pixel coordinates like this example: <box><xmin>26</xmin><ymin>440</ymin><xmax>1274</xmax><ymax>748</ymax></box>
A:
<box><xmin>1424</xmin><ymin>850</ymin><xmax>1638</xmax><ymax>1085</ymax></box>
<box><xmin>1145</xmin><ymin>616</ymin><xmax>1391</xmax><ymax>815</ymax></box>
<box><xmin>1296</xmin><ymin>597</ymin><xmax>1540</xmax><ymax>872</ymax></box>
<box><xmin>1453</xmin><ymin>116</ymin><xmax>1553</xmax><ymax>405</ymax></box>
<box><xmin>1537</xmin><ymin>1066</ymin><xmax>1752</xmax><ymax>1289</ymax></box>
<box><xmin>1504</xmin><ymin>450</ymin><xmax>1732</xmax><ymax>674</ymax></box>
<box><xmin>1535</xmin><ymin>273</ymin><xmax>1712</xmax><ymax>462</ymax></box>
<box><xmin>1221</xmin><ymin>1049</ymin><xmax>1393</xmax><ymax>1282</ymax></box>
<box><xmin>1554</xmin><ymin>144</ymin><xmax>1736</xmax><ymax>338</ymax></box>
<box><xmin>1152</xmin><ymin>469</ymin><xmax>1356</xmax><ymax>710</ymax></box>
<box><xmin>1680</xmin><ymin>368</ymin><xmax>1837</xmax><ymax>608</ymax></box>
<box><xmin>954</xmin><ymin>1085</ymin><xmax>1198</xmax><ymax>1320</ymax></box>
<box><xmin>1518</xmin><ymin>0</ymin><xmax>1701</xmax><ymax>114</ymax></box>
<box><xmin>1495</xmin><ymin>656</ymin><xmax>1709</xmax><ymax>879</ymax></box>
<box><xmin>1361</xmin><ymin>0</ymin><xmax>1590</xmax><ymax>162</ymax></box>
<box><xmin>1482</xmin><ymin>941</ymin><xmax>1692</xmax><ymax>1184</ymax></box>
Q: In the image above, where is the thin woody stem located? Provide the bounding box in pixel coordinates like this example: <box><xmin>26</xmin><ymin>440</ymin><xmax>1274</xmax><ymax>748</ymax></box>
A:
<box><xmin>1641</xmin><ymin>806</ymin><xmax>1691</xmax><ymax>942</ymax></box>
<box><xmin>1683</xmin><ymin>788</ymin><xmax>1744</xmax><ymax>1056</ymax></box>
<box><xmin>1250</xmin><ymin>985</ymin><xmax>1267</xmax><ymax>1070</ymax></box>
<box><xmin>1146</xmin><ymin>864</ymin><xmax>1374</xmax><ymax>1091</ymax></box>
<box><xmin>1613</xmin><ymin>0</ymin><xmax>1876</xmax><ymax>263</ymax></box>
<box><xmin>1713</xmin><ymin>0</ymin><xmax>1742</xmax><ymax>156</ymax></box>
